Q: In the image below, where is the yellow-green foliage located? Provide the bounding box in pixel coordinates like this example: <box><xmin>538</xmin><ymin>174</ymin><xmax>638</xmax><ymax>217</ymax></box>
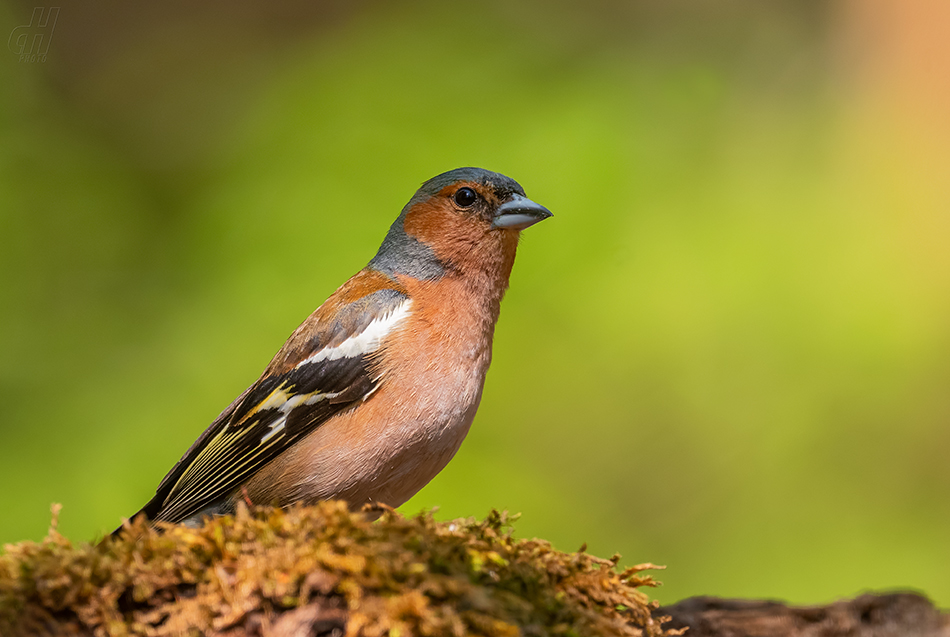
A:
<box><xmin>0</xmin><ymin>503</ymin><xmax>674</xmax><ymax>637</ymax></box>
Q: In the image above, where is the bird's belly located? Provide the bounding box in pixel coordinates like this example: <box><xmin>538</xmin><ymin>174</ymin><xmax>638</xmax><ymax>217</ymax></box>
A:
<box><xmin>335</xmin><ymin>394</ymin><xmax>482</xmax><ymax>507</ymax></box>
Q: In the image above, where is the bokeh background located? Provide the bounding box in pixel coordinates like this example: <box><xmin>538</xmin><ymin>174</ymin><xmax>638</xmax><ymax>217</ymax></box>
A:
<box><xmin>2</xmin><ymin>0</ymin><xmax>948</xmax><ymax>608</ymax></box>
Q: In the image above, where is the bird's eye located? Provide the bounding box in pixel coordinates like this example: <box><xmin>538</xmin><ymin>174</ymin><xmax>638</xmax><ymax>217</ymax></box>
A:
<box><xmin>454</xmin><ymin>187</ymin><xmax>477</xmax><ymax>208</ymax></box>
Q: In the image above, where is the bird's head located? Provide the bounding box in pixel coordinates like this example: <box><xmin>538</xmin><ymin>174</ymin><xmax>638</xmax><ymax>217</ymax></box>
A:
<box><xmin>369</xmin><ymin>167</ymin><xmax>552</xmax><ymax>280</ymax></box>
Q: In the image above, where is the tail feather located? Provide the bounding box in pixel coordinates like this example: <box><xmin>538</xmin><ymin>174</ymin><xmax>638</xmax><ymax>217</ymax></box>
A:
<box><xmin>109</xmin><ymin>494</ymin><xmax>165</xmax><ymax>538</ymax></box>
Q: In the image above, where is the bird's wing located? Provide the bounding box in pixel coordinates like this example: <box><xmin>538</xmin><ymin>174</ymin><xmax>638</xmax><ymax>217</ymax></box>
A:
<box><xmin>139</xmin><ymin>285</ymin><xmax>412</xmax><ymax>524</ymax></box>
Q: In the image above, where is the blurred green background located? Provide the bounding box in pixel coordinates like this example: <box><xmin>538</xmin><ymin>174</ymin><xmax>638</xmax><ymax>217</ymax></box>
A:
<box><xmin>2</xmin><ymin>0</ymin><xmax>948</xmax><ymax>607</ymax></box>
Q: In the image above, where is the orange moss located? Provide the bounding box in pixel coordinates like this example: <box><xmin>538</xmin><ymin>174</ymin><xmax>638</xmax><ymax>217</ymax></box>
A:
<box><xmin>1</xmin><ymin>503</ymin><xmax>675</xmax><ymax>637</ymax></box>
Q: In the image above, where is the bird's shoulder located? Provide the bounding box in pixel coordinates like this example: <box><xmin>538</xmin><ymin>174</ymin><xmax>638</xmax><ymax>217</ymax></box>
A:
<box><xmin>264</xmin><ymin>267</ymin><xmax>413</xmax><ymax>375</ymax></box>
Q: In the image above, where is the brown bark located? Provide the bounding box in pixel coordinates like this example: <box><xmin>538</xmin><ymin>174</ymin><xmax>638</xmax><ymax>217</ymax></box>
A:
<box><xmin>658</xmin><ymin>592</ymin><xmax>950</xmax><ymax>637</ymax></box>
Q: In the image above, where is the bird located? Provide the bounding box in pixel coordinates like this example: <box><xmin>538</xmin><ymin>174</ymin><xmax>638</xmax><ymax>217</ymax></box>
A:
<box><xmin>115</xmin><ymin>167</ymin><xmax>552</xmax><ymax>532</ymax></box>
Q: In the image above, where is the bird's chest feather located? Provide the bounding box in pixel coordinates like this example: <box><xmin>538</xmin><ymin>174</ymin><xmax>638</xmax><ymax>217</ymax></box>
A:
<box><xmin>364</xmin><ymin>275</ymin><xmax>499</xmax><ymax>468</ymax></box>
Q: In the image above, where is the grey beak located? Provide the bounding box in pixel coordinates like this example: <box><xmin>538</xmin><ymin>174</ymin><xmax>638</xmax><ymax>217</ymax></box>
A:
<box><xmin>492</xmin><ymin>194</ymin><xmax>553</xmax><ymax>230</ymax></box>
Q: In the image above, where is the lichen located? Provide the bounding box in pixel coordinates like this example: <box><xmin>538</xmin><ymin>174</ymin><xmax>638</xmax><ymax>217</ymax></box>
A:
<box><xmin>0</xmin><ymin>503</ymin><xmax>676</xmax><ymax>637</ymax></box>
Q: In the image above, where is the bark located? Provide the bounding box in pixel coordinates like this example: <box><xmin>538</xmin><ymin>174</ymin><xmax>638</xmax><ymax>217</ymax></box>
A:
<box><xmin>659</xmin><ymin>592</ymin><xmax>950</xmax><ymax>637</ymax></box>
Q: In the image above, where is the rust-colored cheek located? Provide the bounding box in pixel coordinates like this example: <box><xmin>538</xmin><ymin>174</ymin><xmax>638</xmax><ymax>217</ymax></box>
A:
<box><xmin>403</xmin><ymin>201</ymin><xmax>490</xmax><ymax>266</ymax></box>
<box><xmin>402</xmin><ymin>200</ymin><xmax>454</xmax><ymax>245</ymax></box>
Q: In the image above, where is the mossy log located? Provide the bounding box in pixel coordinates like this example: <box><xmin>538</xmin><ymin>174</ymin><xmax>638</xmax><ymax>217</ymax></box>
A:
<box><xmin>1</xmin><ymin>503</ymin><xmax>672</xmax><ymax>636</ymax></box>
<box><xmin>2</xmin><ymin>503</ymin><xmax>946</xmax><ymax>636</ymax></box>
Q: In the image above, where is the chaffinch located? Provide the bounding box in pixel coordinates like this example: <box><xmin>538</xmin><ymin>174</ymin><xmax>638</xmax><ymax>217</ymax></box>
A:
<box><xmin>118</xmin><ymin>167</ymin><xmax>552</xmax><ymax>530</ymax></box>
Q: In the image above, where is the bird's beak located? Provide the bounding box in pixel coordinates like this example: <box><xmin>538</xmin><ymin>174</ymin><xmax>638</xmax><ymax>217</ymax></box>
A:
<box><xmin>492</xmin><ymin>194</ymin><xmax>553</xmax><ymax>230</ymax></box>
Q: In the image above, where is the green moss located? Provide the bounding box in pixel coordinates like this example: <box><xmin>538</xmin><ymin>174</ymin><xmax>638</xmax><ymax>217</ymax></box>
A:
<box><xmin>1</xmin><ymin>503</ymin><xmax>675</xmax><ymax>636</ymax></box>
